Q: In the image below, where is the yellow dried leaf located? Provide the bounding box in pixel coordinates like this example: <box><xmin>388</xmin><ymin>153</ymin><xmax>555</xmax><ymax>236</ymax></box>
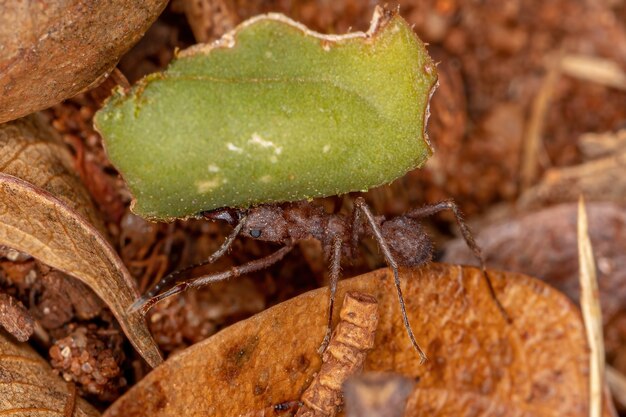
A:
<box><xmin>104</xmin><ymin>264</ymin><xmax>615</xmax><ymax>417</ymax></box>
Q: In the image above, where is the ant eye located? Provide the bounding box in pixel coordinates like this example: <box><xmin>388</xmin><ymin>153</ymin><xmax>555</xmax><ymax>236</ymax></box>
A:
<box><xmin>249</xmin><ymin>229</ymin><xmax>262</xmax><ymax>238</ymax></box>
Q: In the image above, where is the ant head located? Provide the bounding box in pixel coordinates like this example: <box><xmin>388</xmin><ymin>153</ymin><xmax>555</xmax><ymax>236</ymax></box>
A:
<box><xmin>243</xmin><ymin>205</ymin><xmax>289</xmax><ymax>243</ymax></box>
<box><xmin>202</xmin><ymin>207</ymin><xmax>245</xmax><ymax>226</ymax></box>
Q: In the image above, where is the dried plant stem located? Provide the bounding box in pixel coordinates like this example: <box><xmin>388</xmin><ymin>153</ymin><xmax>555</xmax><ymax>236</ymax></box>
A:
<box><xmin>578</xmin><ymin>196</ymin><xmax>604</xmax><ymax>417</ymax></box>
<box><xmin>561</xmin><ymin>54</ymin><xmax>626</xmax><ymax>91</ymax></box>
<box><xmin>606</xmin><ymin>366</ymin><xmax>626</xmax><ymax>409</ymax></box>
<box><xmin>520</xmin><ymin>53</ymin><xmax>560</xmax><ymax>191</ymax></box>
<box><xmin>296</xmin><ymin>292</ymin><xmax>379</xmax><ymax>417</ymax></box>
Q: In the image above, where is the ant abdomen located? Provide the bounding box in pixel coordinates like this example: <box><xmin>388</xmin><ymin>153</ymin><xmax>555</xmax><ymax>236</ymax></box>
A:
<box><xmin>382</xmin><ymin>217</ymin><xmax>432</xmax><ymax>267</ymax></box>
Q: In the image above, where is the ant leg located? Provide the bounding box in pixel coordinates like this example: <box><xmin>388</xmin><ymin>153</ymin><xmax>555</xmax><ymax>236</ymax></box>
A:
<box><xmin>349</xmin><ymin>202</ymin><xmax>362</xmax><ymax>253</ymax></box>
<box><xmin>318</xmin><ymin>236</ymin><xmax>342</xmax><ymax>354</ymax></box>
<box><xmin>406</xmin><ymin>201</ymin><xmax>483</xmax><ymax>266</ymax></box>
<box><xmin>137</xmin><ymin>244</ymin><xmax>295</xmax><ymax>314</ymax></box>
<box><xmin>405</xmin><ymin>201</ymin><xmax>510</xmax><ymax>322</ymax></box>
<box><xmin>354</xmin><ymin>197</ymin><xmax>428</xmax><ymax>363</ymax></box>
<box><xmin>129</xmin><ymin>217</ymin><xmax>247</xmax><ymax>314</ymax></box>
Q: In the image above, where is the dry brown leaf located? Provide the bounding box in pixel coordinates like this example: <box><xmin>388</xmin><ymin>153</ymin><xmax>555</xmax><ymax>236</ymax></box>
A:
<box><xmin>104</xmin><ymin>264</ymin><xmax>615</xmax><ymax>417</ymax></box>
<box><xmin>0</xmin><ymin>114</ymin><xmax>161</xmax><ymax>366</ymax></box>
<box><xmin>0</xmin><ymin>329</ymin><xmax>100</xmax><ymax>416</ymax></box>
<box><xmin>0</xmin><ymin>114</ymin><xmax>105</xmax><ymax>233</ymax></box>
<box><xmin>444</xmin><ymin>202</ymin><xmax>626</xmax><ymax>327</ymax></box>
<box><xmin>0</xmin><ymin>173</ymin><xmax>162</xmax><ymax>367</ymax></box>
<box><xmin>297</xmin><ymin>292</ymin><xmax>378</xmax><ymax>417</ymax></box>
<box><xmin>0</xmin><ymin>0</ymin><xmax>168</xmax><ymax>123</ymax></box>
<box><xmin>443</xmin><ymin>202</ymin><xmax>626</xmax><ymax>389</ymax></box>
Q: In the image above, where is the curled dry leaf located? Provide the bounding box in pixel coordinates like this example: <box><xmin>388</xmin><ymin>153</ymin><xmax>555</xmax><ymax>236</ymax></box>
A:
<box><xmin>0</xmin><ymin>329</ymin><xmax>100</xmax><ymax>416</ymax></box>
<box><xmin>444</xmin><ymin>202</ymin><xmax>626</xmax><ymax>381</ymax></box>
<box><xmin>0</xmin><ymin>115</ymin><xmax>161</xmax><ymax>367</ymax></box>
<box><xmin>444</xmin><ymin>202</ymin><xmax>626</xmax><ymax>326</ymax></box>
<box><xmin>104</xmin><ymin>264</ymin><xmax>615</xmax><ymax>417</ymax></box>
<box><xmin>0</xmin><ymin>0</ymin><xmax>169</xmax><ymax>123</ymax></box>
<box><xmin>0</xmin><ymin>173</ymin><xmax>162</xmax><ymax>367</ymax></box>
<box><xmin>0</xmin><ymin>114</ymin><xmax>105</xmax><ymax>233</ymax></box>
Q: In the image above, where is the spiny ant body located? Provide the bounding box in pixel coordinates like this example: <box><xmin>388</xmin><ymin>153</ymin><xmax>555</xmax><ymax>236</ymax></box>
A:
<box><xmin>132</xmin><ymin>197</ymin><xmax>505</xmax><ymax>363</ymax></box>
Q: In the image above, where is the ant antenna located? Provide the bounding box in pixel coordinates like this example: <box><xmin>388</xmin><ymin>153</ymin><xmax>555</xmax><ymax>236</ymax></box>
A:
<box><xmin>134</xmin><ymin>244</ymin><xmax>295</xmax><ymax>314</ymax></box>
<box><xmin>129</xmin><ymin>215</ymin><xmax>247</xmax><ymax>314</ymax></box>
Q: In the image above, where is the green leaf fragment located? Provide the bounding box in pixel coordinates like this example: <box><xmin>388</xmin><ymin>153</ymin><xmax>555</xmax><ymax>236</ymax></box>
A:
<box><xmin>94</xmin><ymin>7</ymin><xmax>438</xmax><ymax>221</ymax></box>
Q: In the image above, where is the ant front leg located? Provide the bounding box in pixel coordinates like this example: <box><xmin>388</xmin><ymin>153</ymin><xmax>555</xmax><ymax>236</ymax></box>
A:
<box><xmin>136</xmin><ymin>244</ymin><xmax>295</xmax><ymax>313</ymax></box>
<box><xmin>318</xmin><ymin>235</ymin><xmax>342</xmax><ymax>354</ymax></box>
<box><xmin>353</xmin><ymin>197</ymin><xmax>428</xmax><ymax>363</ymax></box>
<box><xmin>130</xmin><ymin>216</ymin><xmax>248</xmax><ymax>314</ymax></box>
<box><xmin>405</xmin><ymin>200</ymin><xmax>510</xmax><ymax>322</ymax></box>
<box><xmin>350</xmin><ymin>202</ymin><xmax>362</xmax><ymax>253</ymax></box>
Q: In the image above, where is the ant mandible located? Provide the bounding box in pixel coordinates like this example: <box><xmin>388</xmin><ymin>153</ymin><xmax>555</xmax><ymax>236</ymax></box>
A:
<box><xmin>131</xmin><ymin>197</ymin><xmax>506</xmax><ymax>363</ymax></box>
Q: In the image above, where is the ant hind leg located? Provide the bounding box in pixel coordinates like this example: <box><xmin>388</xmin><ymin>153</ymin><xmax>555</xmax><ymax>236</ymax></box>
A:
<box><xmin>318</xmin><ymin>236</ymin><xmax>343</xmax><ymax>354</ymax></box>
<box><xmin>405</xmin><ymin>201</ymin><xmax>483</xmax><ymax>267</ymax></box>
<box><xmin>405</xmin><ymin>200</ymin><xmax>510</xmax><ymax>322</ymax></box>
<box><xmin>353</xmin><ymin>197</ymin><xmax>428</xmax><ymax>363</ymax></box>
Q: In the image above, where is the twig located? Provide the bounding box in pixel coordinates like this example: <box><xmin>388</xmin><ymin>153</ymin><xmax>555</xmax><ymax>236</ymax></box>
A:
<box><xmin>578</xmin><ymin>196</ymin><xmax>605</xmax><ymax>417</ymax></box>
<box><xmin>521</xmin><ymin>52</ymin><xmax>626</xmax><ymax>192</ymax></box>
<box><xmin>561</xmin><ymin>54</ymin><xmax>626</xmax><ymax>91</ymax></box>
<box><xmin>606</xmin><ymin>366</ymin><xmax>626</xmax><ymax>410</ymax></box>
<box><xmin>296</xmin><ymin>292</ymin><xmax>379</xmax><ymax>417</ymax></box>
<box><xmin>520</xmin><ymin>53</ymin><xmax>560</xmax><ymax>192</ymax></box>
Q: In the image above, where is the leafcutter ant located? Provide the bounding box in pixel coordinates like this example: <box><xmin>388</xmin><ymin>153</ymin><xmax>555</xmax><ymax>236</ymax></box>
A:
<box><xmin>131</xmin><ymin>197</ymin><xmax>506</xmax><ymax>363</ymax></box>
